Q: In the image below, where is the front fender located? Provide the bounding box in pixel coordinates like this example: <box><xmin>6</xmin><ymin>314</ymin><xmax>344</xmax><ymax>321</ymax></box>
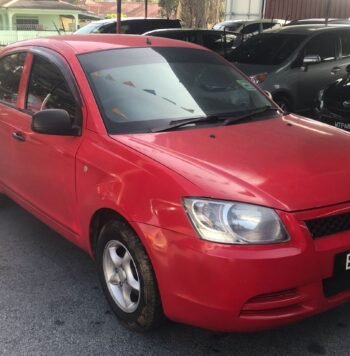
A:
<box><xmin>75</xmin><ymin>131</ymin><xmax>203</xmax><ymax>254</ymax></box>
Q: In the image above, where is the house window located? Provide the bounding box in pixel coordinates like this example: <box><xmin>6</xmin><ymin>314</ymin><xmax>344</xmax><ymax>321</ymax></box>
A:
<box><xmin>16</xmin><ymin>18</ymin><xmax>40</xmax><ymax>31</ymax></box>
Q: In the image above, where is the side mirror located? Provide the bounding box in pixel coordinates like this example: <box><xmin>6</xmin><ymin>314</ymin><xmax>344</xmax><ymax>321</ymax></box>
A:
<box><xmin>32</xmin><ymin>109</ymin><xmax>80</xmax><ymax>136</ymax></box>
<box><xmin>303</xmin><ymin>55</ymin><xmax>321</xmax><ymax>66</ymax></box>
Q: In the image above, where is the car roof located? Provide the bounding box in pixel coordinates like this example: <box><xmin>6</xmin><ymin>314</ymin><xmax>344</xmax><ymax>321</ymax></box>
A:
<box><xmin>88</xmin><ymin>17</ymin><xmax>179</xmax><ymax>25</ymax></box>
<box><xmin>263</xmin><ymin>24</ymin><xmax>350</xmax><ymax>35</ymax></box>
<box><xmin>3</xmin><ymin>34</ymin><xmax>208</xmax><ymax>56</ymax></box>
<box><xmin>144</xmin><ymin>28</ymin><xmax>227</xmax><ymax>35</ymax></box>
<box><xmin>216</xmin><ymin>19</ymin><xmax>281</xmax><ymax>25</ymax></box>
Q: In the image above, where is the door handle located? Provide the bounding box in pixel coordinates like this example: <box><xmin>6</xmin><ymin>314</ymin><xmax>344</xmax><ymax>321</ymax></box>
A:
<box><xmin>331</xmin><ymin>67</ymin><xmax>342</xmax><ymax>75</ymax></box>
<box><xmin>12</xmin><ymin>131</ymin><xmax>25</xmax><ymax>142</ymax></box>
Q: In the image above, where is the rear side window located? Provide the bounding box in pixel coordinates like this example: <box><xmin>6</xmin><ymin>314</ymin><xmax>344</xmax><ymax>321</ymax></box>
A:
<box><xmin>154</xmin><ymin>32</ymin><xmax>197</xmax><ymax>43</ymax></box>
<box><xmin>0</xmin><ymin>52</ymin><xmax>26</xmax><ymax>106</ymax></box>
<box><xmin>203</xmin><ymin>34</ymin><xmax>224</xmax><ymax>51</ymax></box>
<box><xmin>233</xmin><ymin>34</ymin><xmax>306</xmax><ymax>65</ymax></box>
<box><xmin>225</xmin><ymin>23</ymin><xmax>242</xmax><ymax>32</ymax></box>
<box><xmin>241</xmin><ymin>23</ymin><xmax>260</xmax><ymax>35</ymax></box>
<box><xmin>304</xmin><ymin>35</ymin><xmax>337</xmax><ymax>61</ymax></box>
<box><xmin>341</xmin><ymin>33</ymin><xmax>350</xmax><ymax>58</ymax></box>
<box><xmin>26</xmin><ymin>55</ymin><xmax>77</xmax><ymax>120</ymax></box>
<box><xmin>263</xmin><ymin>22</ymin><xmax>278</xmax><ymax>30</ymax></box>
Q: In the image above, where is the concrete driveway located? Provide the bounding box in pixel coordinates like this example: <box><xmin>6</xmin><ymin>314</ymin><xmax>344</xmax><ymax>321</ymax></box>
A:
<box><xmin>0</xmin><ymin>197</ymin><xmax>349</xmax><ymax>355</ymax></box>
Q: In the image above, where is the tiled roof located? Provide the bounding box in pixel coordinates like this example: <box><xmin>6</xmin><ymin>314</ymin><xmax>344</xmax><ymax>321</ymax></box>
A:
<box><xmin>84</xmin><ymin>2</ymin><xmax>161</xmax><ymax>18</ymax></box>
<box><xmin>1</xmin><ymin>0</ymin><xmax>85</xmax><ymax>11</ymax></box>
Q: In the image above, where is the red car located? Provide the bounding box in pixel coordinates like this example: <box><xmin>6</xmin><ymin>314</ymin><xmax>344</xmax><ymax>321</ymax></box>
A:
<box><xmin>1</xmin><ymin>35</ymin><xmax>350</xmax><ymax>333</ymax></box>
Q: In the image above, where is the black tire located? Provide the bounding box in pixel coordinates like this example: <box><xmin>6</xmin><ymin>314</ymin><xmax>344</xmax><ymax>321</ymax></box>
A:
<box><xmin>96</xmin><ymin>219</ymin><xmax>163</xmax><ymax>332</ymax></box>
<box><xmin>273</xmin><ymin>95</ymin><xmax>292</xmax><ymax>113</ymax></box>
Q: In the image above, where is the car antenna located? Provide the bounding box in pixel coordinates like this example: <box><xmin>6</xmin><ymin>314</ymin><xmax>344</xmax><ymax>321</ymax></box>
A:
<box><xmin>146</xmin><ymin>37</ymin><xmax>152</xmax><ymax>45</ymax></box>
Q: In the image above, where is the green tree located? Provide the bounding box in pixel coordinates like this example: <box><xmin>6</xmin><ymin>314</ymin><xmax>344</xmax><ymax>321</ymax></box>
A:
<box><xmin>159</xmin><ymin>0</ymin><xmax>180</xmax><ymax>19</ymax></box>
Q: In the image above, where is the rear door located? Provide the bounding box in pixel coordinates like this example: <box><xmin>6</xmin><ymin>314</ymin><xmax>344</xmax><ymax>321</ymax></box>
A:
<box><xmin>0</xmin><ymin>51</ymin><xmax>27</xmax><ymax>190</ymax></box>
<box><xmin>8</xmin><ymin>48</ymin><xmax>84</xmax><ymax>233</ymax></box>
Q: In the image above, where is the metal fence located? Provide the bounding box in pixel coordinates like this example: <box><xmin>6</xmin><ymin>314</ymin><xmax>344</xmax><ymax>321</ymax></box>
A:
<box><xmin>0</xmin><ymin>26</ymin><xmax>74</xmax><ymax>46</ymax></box>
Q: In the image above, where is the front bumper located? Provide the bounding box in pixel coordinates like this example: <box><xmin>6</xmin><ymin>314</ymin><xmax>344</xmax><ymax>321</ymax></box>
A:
<box><xmin>133</xmin><ymin>202</ymin><xmax>350</xmax><ymax>332</ymax></box>
<box><xmin>316</xmin><ymin>106</ymin><xmax>350</xmax><ymax>131</ymax></box>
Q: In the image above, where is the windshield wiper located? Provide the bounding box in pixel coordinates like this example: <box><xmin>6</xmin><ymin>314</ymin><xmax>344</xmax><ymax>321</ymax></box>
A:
<box><xmin>152</xmin><ymin>113</ymin><xmax>229</xmax><ymax>133</ymax></box>
<box><xmin>152</xmin><ymin>106</ymin><xmax>281</xmax><ymax>133</ymax></box>
<box><xmin>223</xmin><ymin>106</ymin><xmax>281</xmax><ymax>126</ymax></box>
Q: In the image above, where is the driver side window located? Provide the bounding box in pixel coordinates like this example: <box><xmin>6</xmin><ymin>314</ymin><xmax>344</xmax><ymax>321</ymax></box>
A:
<box><xmin>26</xmin><ymin>55</ymin><xmax>77</xmax><ymax>120</ymax></box>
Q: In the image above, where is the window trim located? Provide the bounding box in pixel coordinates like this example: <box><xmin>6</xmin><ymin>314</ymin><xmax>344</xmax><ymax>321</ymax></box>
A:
<box><xmin>0</xmin><ymin>51</ymin><xmax>27</xmax><ymax>110</ymax></box>
<box><xmin>25</xmin><ymin>47</ymin><xmax>83</xmax><ymax>129</ymax></box>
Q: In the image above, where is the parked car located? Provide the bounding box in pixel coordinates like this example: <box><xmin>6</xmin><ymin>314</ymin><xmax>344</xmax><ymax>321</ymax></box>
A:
<box><xmin>315</xmin><ymin>64</ymin><xmax>350</xmax><ymax>130</ymax></box>
<box><xmin>75</xmin><ymin>17</ymin><xmax>181</xmax><ymax>35</ymax></box>
<box><xmin>143</xmin><ymin>28</ymin><xmax>242</xmax><ymax>59</ymax></box>
<box><xmin>232</xmin><ymin>25</ymin><xmax>350</xmax><ymax>113</ymax></box>
<box><xmin>4</xmin><ymin>35</ymin><xmax>350</xmax><ymax>333</ymax></box>
<box><xmin>213</xmin><ymin>19</ymin><xmax>283</xmax><ymax>39</ymax></box>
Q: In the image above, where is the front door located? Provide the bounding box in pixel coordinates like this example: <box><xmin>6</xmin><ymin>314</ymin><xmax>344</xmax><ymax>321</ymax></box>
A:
<box><xmin>0</xmin><ymin>52</ymin><xmax>27</xmax><ymax>190</ymax></box>
<box><xmin>9</xmin><ymin>50</ymin><xmax>83</xmax><ymax>233</ymax></box>
<box><xmin>295</xmin><ymin>33</ymin><xmax>340</xmax><ymax>112</ymax></box>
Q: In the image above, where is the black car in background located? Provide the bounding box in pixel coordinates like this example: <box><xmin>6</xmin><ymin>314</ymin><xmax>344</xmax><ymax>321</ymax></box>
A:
<box><xmin>75</xmin><ymin>18</ymin><xmax>181</xmax><ymax>35</ymax></box>
<box><xmin>143</xmin><ymin>29</ymin><xmax>241</xmax><ymax>59</ymax></box>
<box><xmin>316</xmin><ymin>65</ymin><xmax>350</xmax><ymax>131</ymax></box>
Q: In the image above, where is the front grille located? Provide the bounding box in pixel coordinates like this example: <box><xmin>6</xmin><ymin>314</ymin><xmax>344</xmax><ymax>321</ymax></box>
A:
<box><xmin>305</xmin><ymin>212</ymin><xmax>350</xmax><ymax>239</ymax></box>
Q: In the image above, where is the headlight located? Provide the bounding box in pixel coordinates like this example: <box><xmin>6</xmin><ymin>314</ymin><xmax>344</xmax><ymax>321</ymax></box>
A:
<box><xmin>183</xmin><ymin>198</ymin><xmax>289</xmax><ymax>245</ymax></box>
<box><xmin>249</xmin><ymin>72</ymin><xmax>267</xmax><ymax>84</ymax></box>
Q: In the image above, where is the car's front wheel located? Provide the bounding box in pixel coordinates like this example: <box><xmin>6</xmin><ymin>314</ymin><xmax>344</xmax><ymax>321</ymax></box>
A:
<box><xmin>96</xmin><ymin>220</ymin><xmax>163</xmax><ymax>332</ymax></box>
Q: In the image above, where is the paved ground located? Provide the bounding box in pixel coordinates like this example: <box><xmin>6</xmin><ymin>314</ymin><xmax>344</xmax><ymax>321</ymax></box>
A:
<box><xmin>1</xmin><ymin>197</ymin><xmax>350</xmax><ymax>356</ymax></box>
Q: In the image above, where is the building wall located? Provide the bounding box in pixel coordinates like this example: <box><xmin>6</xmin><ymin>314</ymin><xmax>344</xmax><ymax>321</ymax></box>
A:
<box><xmin>0</xmin><ymin>9</ymin><xmax>79</xmax><ymax>30</ymax></box>
<box><xmin>225</xmin><ymin>0</ymin><xmax>350</xmax><ymax>21</ymax></box>
<box><xmin>225</xmin><ymin>0</ymin><xmax>264</xmax><ymax>20</ymax></box>
<box><xmin>265</xmin><ymin>0</ymin><xmax>350</xmax><ymax>20</ymax></box>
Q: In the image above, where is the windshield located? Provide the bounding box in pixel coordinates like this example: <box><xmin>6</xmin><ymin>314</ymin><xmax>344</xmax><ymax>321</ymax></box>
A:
<box><xmin>232</xmin><ymin>33</ymin><xmax>307</xmax><ymax>65</ymax></box>
<box><xmin>75</xmin><ymin>22</ymin><xmax>107</xmax><ymax>34</ymax></box>
<box><xmin>79</xmin><ymin>47</ymin><xmax>272</xmax><ymax>134</ymax></box>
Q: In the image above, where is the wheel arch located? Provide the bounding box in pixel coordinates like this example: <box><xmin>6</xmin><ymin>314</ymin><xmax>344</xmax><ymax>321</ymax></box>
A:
<box><xmin>89</xmin><ymin>208</ymin><xmax>130</xmax><ymax>258</ymax></box>
<box><xmin>272</xmin><ymin>90</ymin><xmax>295</xmax><ymax>111</ymax></box>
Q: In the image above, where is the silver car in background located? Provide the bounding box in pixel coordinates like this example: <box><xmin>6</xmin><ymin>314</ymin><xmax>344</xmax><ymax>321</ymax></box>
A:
<box><xmin>213</xmin><ymin>19</ymin><xmax>284</xmax><ymax>39</ymax></box>
<box><xmin>232</xmin><ymin>25</ymin><xmax>350</xmax><ymax>113</ymax></box>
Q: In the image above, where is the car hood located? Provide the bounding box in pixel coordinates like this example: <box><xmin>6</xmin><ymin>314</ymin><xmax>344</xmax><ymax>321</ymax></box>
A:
<box><xmin>234</xmin><ymin>63</ymin><xmax>278</xmax><ymax>76</ymax></box>
<box><xmin>111</xmin><ymin>114</ymin><xmax>350</xmax><ymax>212</ymax></box>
